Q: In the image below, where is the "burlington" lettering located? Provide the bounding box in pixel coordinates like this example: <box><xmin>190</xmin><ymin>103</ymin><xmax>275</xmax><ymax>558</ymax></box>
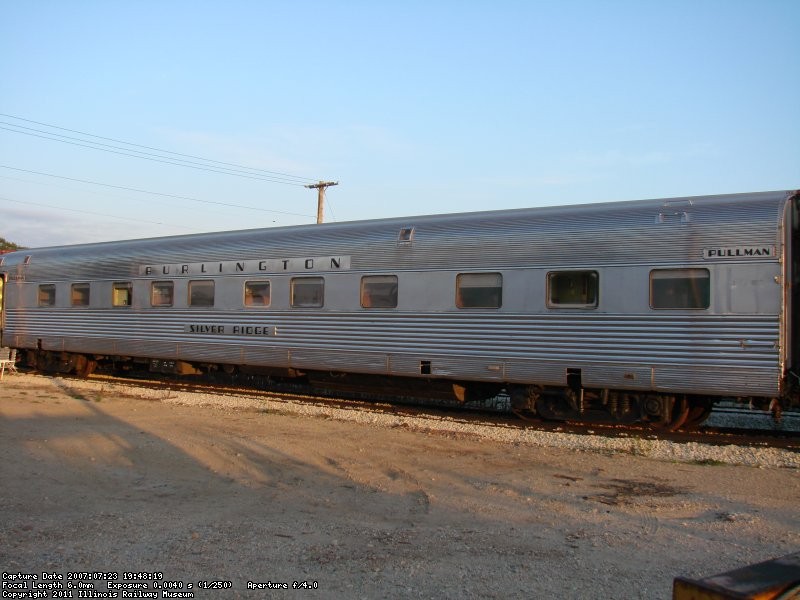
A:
<box><xmin>142</xmin><ymin>256</ymin><xmax>350</xmax><ymax>276</ymax></box>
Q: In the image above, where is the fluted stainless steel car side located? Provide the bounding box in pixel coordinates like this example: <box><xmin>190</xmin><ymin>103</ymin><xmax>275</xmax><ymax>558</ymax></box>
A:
<box><xmin>1</xmin><ymin>189</ymin><xmax>797</xmax><ymax>402</ymax></box>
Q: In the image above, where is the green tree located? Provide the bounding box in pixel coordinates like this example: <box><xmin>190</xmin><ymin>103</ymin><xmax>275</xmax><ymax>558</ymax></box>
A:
<box><xmin>0</xmin><ymin>237</ymin><xmax>25</xmax><ymax>251</ymax></box>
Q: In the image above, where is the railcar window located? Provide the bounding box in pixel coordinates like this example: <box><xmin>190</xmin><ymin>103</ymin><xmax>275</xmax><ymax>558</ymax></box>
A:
<box><xmin>112</xmin><ymin>282</ymin><xmax>133</xmax><ymax>307</ymax></box>
<box><xmin>650</xmin><ymin>269</ymin><xmax>710</xmax><ymax>309</ymax></box>
<box><xmin>291</xmin><ymin>277</ymin><xmax>324</xmax><ymax>308</ymax></box>
<box><xmin>38</xmin><ymin>284</ymin><xmax>56</xmax><ymax>307</ymax></box>
<box><xmin>547</xmin><ymin>271</ymin><xmax>598</xmax><ymax>308</ymax></box>
<box><xmin>71</xmin><ymin>283</ymin><xmax>90</xmax><ymax>307</ymax></box>
<box><xmin>361</xmin><ymin>275</ymin><xmax>398</xmax><ymax>308</ymax></box>
<box><xmin>188</xmin><ymin>280</ymin><xmax>215</xmax><ymax>307</ymax></box>
<box><xmin>151</xmin><ymin>281</ymin><xmax>174</xmax><ymax>307</ymax></box>
<box><xmin>456</xmin><ymin>273</ymin><xmax>502</xmax><ymax>308</ymax></box>
<box><xmin>244</xmin><ymin>280</ymin><xmax>271</xmax><ymax>307</ymax></box>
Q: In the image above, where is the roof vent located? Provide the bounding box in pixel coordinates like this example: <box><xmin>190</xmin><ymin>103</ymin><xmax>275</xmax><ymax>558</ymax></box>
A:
<box><xmin>397</xmin><ymin>227</ymin><xmax>415</xmax><ymax>247</ymax></box>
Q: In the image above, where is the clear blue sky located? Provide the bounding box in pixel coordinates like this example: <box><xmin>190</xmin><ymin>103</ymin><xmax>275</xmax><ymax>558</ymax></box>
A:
<box><xmin>1</xmin><ymin>0</ymin><xmax>798</xmax><ymax>247</ymax></box>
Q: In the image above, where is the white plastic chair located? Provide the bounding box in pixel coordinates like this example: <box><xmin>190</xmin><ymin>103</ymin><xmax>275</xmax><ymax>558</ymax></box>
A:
<box><xmin>0</xmin><ymin>347</ymin><xmax>17</xmax><ymax>380</ymax></box>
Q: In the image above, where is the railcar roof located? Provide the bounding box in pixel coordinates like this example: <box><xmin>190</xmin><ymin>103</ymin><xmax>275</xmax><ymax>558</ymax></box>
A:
<box><xmin>0</xmin><ymin>189</ymin><xmax>796</xmax><ymax>269</ymax></box>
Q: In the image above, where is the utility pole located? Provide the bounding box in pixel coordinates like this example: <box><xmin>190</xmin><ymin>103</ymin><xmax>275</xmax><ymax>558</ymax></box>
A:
<box><xmin>305</xmin><ymin>181</ymin><xmax>338</xmax><ymax>224</ymax></box>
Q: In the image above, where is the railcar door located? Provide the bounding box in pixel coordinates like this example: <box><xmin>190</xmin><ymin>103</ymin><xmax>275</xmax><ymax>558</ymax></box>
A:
<box><xmin>791</xmin><ymin>192</ymin><xmax>800</xmax><ymax>385</ymax></box>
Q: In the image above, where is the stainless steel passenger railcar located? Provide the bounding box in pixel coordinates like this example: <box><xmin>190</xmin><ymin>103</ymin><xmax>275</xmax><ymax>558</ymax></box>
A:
<box><xmin>2</xmin><ymin>189</ymin><xmax>798</xmax><ymax>428</ymax></box>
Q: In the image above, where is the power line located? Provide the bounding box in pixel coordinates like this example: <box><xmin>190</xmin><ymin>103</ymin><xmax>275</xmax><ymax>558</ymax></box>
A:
<box><xmin>0</xmin><ymin>112</ymin><xmax>318</xmax><ymax>184</ymax></box>
<box><xmin>0</xmin><ymin>173</ymin><xmax>280</xmax><ymax>222</ymax></box>
<box><xmin>0</xmin><ymin>125</ymin><xmax>311</xmax><ymax>186</ymax></box>
<box><xmin>326</xmin><ymin>192</ymin><xmax>339</xmax><ymax>223</ymax></box>
<box><xmin>0</xmin><ymin>195</ymin><xmax>196</xmax><ymax>230</ymax></box>
<box><xmin>0</xmin><ymin>114</ymin><xmax>338</xmax><ymax>225</ymax></box>
<box><xmin>0</xmin><ymin>165</ymin><xmax>316</xmax><ymax>219</ymax></box>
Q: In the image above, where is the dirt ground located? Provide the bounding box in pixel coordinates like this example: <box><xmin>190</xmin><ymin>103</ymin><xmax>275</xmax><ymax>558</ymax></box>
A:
<box><xmin>1</xmin><ymin>374</ymin><xmax>798</xmax><ymax>599</ymax></box>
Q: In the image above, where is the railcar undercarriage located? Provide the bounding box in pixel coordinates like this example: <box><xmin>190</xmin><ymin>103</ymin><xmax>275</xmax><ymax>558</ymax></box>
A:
<box><xmin>23</xmin><ymin>349</ymin><xmax>789</xmax><ymax>430</ymax></box>
<box><xmin>507</xmin><ymin>384</ymin><xmax>716</xmax><ymax>430</ymax></box>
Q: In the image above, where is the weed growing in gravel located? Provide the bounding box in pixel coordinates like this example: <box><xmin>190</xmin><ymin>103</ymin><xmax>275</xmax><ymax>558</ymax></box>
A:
<box><xmin>629</xmin><ymin>439</ymin><xmax>651</xmax><ymax>457</ymax></box>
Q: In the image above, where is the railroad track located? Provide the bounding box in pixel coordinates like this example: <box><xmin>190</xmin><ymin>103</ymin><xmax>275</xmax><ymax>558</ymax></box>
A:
<box><xmin>52</xmin><ymin>370</ymin><xmax>800</xmax><ymax>452</ymax></box>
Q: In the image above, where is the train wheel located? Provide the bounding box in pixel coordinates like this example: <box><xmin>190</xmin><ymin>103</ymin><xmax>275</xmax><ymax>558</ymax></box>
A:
<box><xmin>681</xmin><ymin>399</ymin><xmax>714</xmax><ymax>429</ymax></box>
<box><xmin>508</xmin><ymin>385</ymin><xmax>540</xmax><ymax>415</ymax></box>
<box><xmin>651</xmin><ymin>395</ymin><xmax>689</xmax><ymax>431</ymax></box>
<box><xmin>76</xmin><ymin>356</ymin><xmax>97</xmax><ymax>378</ymax></box>
<box><xmin>667</xmin><ymin>396</ymin><xmax>690</xmax><ymax>431</ymax></box>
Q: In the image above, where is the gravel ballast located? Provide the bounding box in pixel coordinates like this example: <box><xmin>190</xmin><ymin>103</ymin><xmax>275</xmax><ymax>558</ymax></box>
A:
<box><xmin>51</xmin><ymin>374</ymin><xmax>800</xmax><ymax>469</ymax></box>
